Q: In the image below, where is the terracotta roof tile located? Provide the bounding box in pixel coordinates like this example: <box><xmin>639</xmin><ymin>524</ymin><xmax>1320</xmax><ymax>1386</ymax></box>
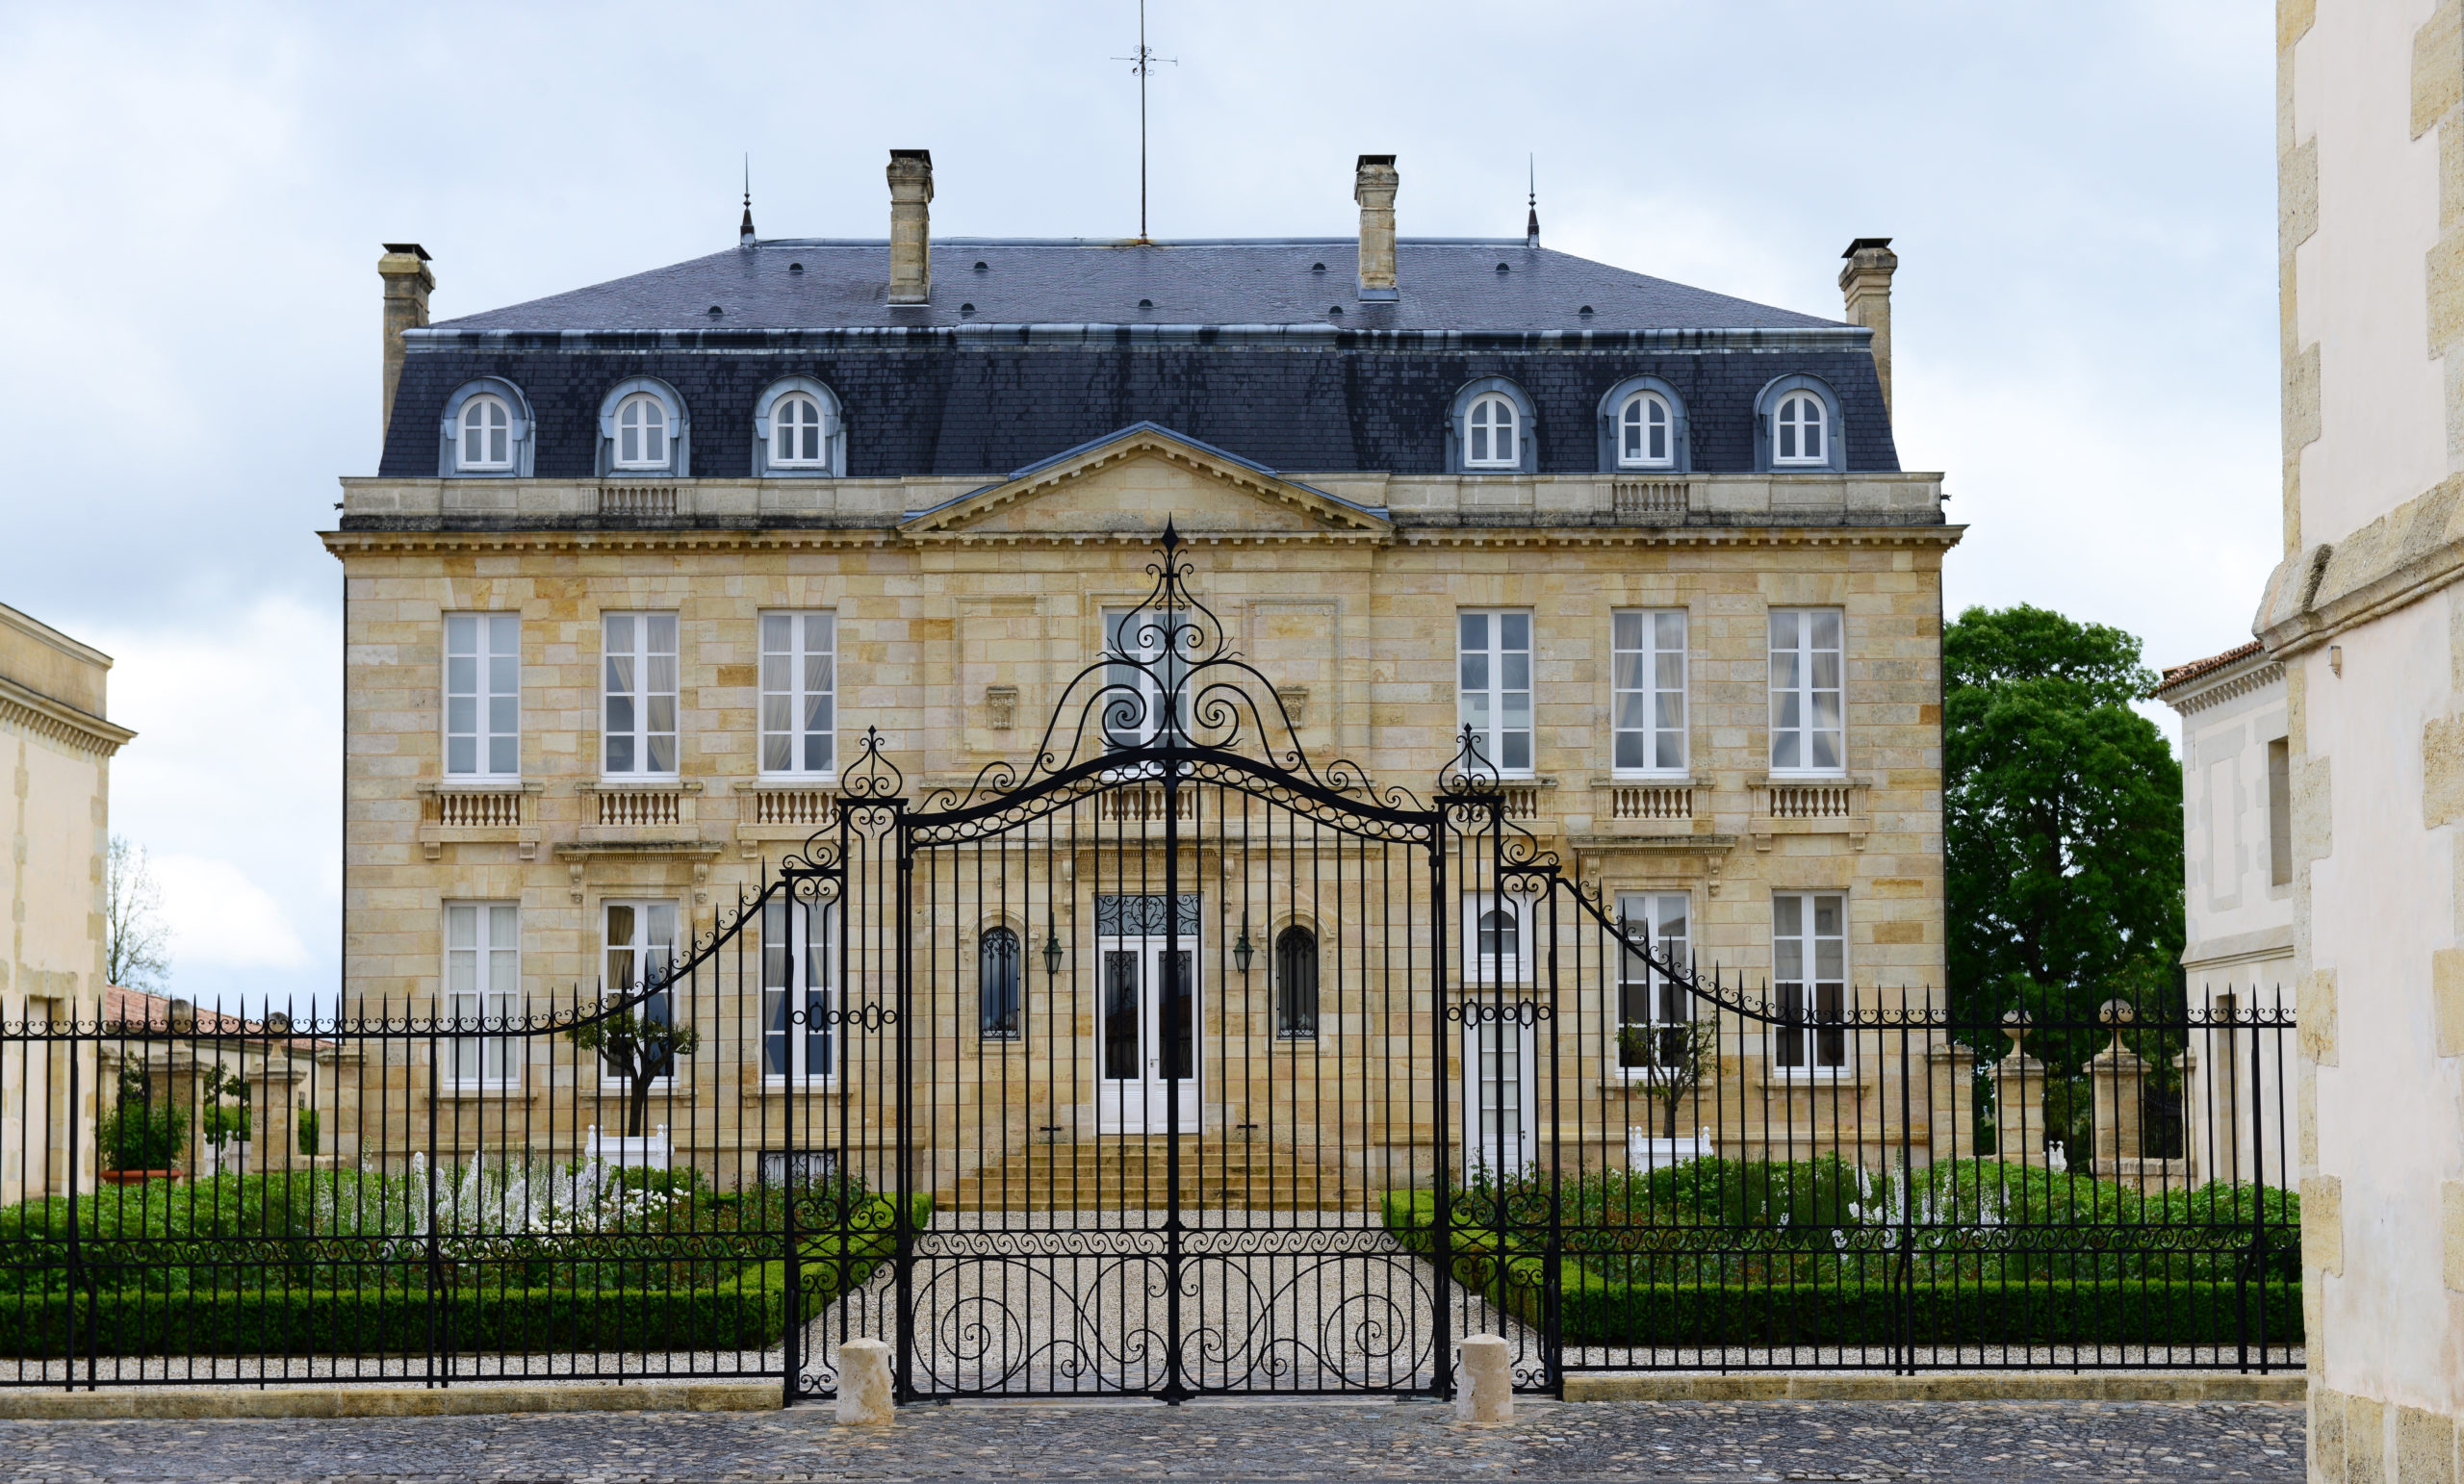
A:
<box><xmin>2153</xmin><ymin>640</ymin><xmax>2266</xmax><ymax>697</ymax></box>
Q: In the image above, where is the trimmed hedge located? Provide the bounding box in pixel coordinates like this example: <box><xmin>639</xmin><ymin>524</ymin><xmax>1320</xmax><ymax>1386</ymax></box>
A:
<box><xmin>0</xmin><ymin>1195</ymin><xmax>929</xmax><ymax>1359</ymax></box>
<box><xmin>1383</xmin><ymin>1191</ymin><xmax>2302</xmax><ymax>1347</ymax></box>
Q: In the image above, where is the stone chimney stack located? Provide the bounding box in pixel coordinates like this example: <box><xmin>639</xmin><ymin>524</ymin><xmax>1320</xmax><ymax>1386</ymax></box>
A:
<box><xmin>887</xmin><ymin>149</ymin><xmax>934</xmax><ymax>305</ymax></box>
<box><xmin>377</xmin><ymin>243</ymin><xmax>432</xmax><ymax>442</ymax></box>
<box><xmin>1354</xmin><ymin>155</ymin><xmax>1399</xmax><ymax>301</ymax></box>
<box><xmin>1838</xmin><ymin>237</ymin><xmax>1897</xmax><ymax>418</ymax></box>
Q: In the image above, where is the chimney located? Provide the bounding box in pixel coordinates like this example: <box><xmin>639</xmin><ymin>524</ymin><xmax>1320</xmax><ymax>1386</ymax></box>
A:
<box><xmin>1838</xmin><ymin>237</ymin><xmax>1898</xmax><ymax>418</ymax></box>
<box><xmin>377</xmin><ymin>243</ymin><xmax>433</xmax><ymax>443</ymax></box>
<box><xmin>887</xmin><ymin>149</ymin><xmax>934</xmax><ymax>305</ymax></box>
<box><xmin>1354</xmin><ymin>155</ymin><xmax>1399</xmax><ymax>300</ymax></box>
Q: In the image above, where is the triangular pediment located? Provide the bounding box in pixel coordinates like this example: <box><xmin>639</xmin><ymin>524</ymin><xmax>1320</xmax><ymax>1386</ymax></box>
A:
<box><xmin>900</xmin><ymin>423</ymin><xmax>1390</xmax><ymax>540</ymax></box>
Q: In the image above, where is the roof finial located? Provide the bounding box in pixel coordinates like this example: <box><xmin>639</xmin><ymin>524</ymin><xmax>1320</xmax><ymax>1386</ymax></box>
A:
<box><xmin>739</xmin><ymin>154</ymin><xmax>756</xmax><ymax>248</ymax></box>
<box><xmin>1526</xmin><ymin>155</ymin><xmax>1540</xmax><ymax>249</ymax></box>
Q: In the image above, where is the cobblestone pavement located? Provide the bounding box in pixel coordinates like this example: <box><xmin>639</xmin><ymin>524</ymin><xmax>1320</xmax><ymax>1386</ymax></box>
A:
<box><xmin>0</xmin><ymin>1397</ymin><xmax>2301</xmax><ymax>1482</ymax></box>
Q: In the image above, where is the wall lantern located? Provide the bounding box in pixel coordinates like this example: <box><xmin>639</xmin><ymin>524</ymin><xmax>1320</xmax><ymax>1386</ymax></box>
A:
<box><xmin>1041</xmin><ymin>921</ymin><xmax>1065</xmax><ymax>980</ymax></box>
<box><xmin>1232</xmin><ymin>914</ymin><xmax>1255</xmax><ymax>978</ymax></box>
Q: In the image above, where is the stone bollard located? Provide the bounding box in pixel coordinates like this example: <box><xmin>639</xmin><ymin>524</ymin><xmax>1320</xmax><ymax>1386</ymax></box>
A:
<box><xmin>1455</xmin><ymin>1334</ymin><xmax>1513</xmax><ymax>1422</ymax></box>
<box><xmin>835</xmin><ymin>1338</ymin><xmax>894</xmax><ymax>1425</ymax></box>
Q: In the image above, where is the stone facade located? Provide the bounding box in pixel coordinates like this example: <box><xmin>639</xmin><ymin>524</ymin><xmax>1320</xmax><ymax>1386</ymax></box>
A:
<box><xmin>0</xmin><ymin>601</ymin><xmax>133</xmax><ymax>1201</ymax></box>
<box><xmin>2260</xmin><ymin>0</ymin><xmax>2464</xmax><ymax>1476</ymax></box>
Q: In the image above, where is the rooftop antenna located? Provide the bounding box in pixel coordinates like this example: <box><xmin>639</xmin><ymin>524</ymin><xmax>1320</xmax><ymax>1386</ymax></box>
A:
<box><xmin>1526</xmin><ymin>155</ymin><xmax>1540</xmax><ymax>249</ymax></box>
<box><xmin>739</xmin><ymin>154</ymin><xmax>756</xmax><ymax>247</ymax></box>
<box><xmin>1113</xmin><ymin>0</ymin><xmax>1175</xmax><ymax>242</ymax></box>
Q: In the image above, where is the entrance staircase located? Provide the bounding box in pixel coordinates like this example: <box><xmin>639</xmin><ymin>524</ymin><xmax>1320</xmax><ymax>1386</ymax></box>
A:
<box><xmin>943</xmin><ymin>1136</ymin><xmax>1364</xmax><ymax>1213</ymax></box>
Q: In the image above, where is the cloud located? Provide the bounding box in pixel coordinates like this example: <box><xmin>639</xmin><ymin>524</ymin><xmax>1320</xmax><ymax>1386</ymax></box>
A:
<box><xmin>150</xmin><ymin>854</ymin><xmax>312</xmax><ymax>976</ymax></box>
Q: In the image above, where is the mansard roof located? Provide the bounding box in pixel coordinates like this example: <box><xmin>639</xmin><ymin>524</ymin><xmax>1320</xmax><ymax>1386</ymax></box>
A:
<box><xmin>425</xmin><ymin>239</ymin><xmax>1843</xmax><ymax>338</ymax></box>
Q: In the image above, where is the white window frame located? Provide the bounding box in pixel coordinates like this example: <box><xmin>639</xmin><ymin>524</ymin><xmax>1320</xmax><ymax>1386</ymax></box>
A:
<box><xmin>602</xmin><ymin>898</ymin><xmax>681</xmax><ymax>1089</ymax></box>
<box><xmin>602</xmin><ymin>612</ymin><xmax>679</xmax><ymax>778</ymax></box>
<box><xmin>762</xmin><ymin>896</ymin><xmax>839</xmax><ymax>1083</ymax></box>
<box><xmin>1457</xmin><ymin>609</ymin><xmax>1534</xmax><ymax>777</ymax></box>
<box><xmin>769</xmin><ymin>393</ymin><xmax>828</xmax><ymax>468</ymax></box>
<box><xmin>444</xmin><ymin>613</ymin><xmax>520</xmax><ymax>780</ymax></box>
<box><xmin>444</xmin><ymin>901</ymin><xmax>521</xmax><ymax>1088</ymax></box>
<box><xmin>1614</xmin><ymin>891</ymin><xmax>1692</xmax><ymax>1080</ymax></box>
<box><xmin>613</xmin><ymin>392</ymin><xmax>670</xmax><ymax>470</ymax></box>
<box><xmin>1773</xmin><ymin>392</ymin><xmax>1828</xmax><ymax>467</ymax></box>
<box><xmin>458</xmin><ymin>394</ymin><xmax>513</xmax><ymax>471</ymax></box>
<box><xmin>1767</xmin><ymin>608</ymin><xmax>1845</xmax><ymax>777</ymax></box>
<box><xmin>1102</xmin><ymin>606</ymin><xmax>1193</xmax><ymax>749</ymax></box>
<box><xmin>1618</xmin><ymin>391</ymin><xmax>1674</xmax><ymax>469</ymax></box>
<box><xmin>1462</xmin><ymin>889</ymin><xmax>1538</xmax><ymax>985</ymax></box>
<box><xmin>1611</xmin><ymin>609</ymin><xmax>1686</xmax><ymax>776</ymax></box>
<box><xmin>1464</xmin><ymin>393</ymin><xmax>1521</xmax><ymax>469</ymax></box>
<box><xmin>758</xmin><ymin>611</ymin><xmax>837</xmax><ymax>778</ymax></box>
<box><xmin>1772</xmin><ymin>892</ymin><xmax>1849</xmax><ymax>1074</ymax></box>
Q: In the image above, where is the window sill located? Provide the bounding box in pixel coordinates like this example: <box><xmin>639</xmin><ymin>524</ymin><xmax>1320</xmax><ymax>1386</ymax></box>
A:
<box><xmin>753</xmin><ymin>1079</ymin><xmax>842</xmax><ymax>1093</ymax></box>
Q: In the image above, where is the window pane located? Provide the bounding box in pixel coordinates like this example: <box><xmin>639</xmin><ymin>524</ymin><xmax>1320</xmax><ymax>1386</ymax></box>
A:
<box><xmin>1501</xmin><ymin>613</ymin><xmax>1529</xmax><ymax>651</ymax></box>
<box><xmin>1460</xmin><ymin>613</ymin><xmax>1488</xmax><ymax>650</ymax></box>
<box><xmin>1812</xmin><ymin>611</ymin><xmax>1841</xmax><ymax>651</ymax></box>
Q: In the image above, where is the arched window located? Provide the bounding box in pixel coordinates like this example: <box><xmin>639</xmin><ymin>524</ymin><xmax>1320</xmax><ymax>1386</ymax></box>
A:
<box><xmin>1465</xmin><ymin>394</ymin><xmax>1520</xmax><ymax>469</ymax></box>
<box><xmin>459</xmin><ymin>394</ymin><xmax>512</xmax><ymax>471</ymax></box>
<box><xmin>1619</xmin><ymin>392</ymin><xmax>1672</xmax><ymax>468</ymax></box>
<box><xmin>979</xmin><ymin>927</ymin><xmax>1021</xmax><ymax>1040</ymax></box>
<box><xmin>614</xmin><ymin>393</ymin><xmax>669</xmax><ymax>469</ymax></box>
<box><xmin>1477</xmin><ymin>905</ymin><xmax>1520</xmax><ymax>965</ymax></box>
<box><xmin>771</xmin><ymin>393</ymin><xmax>825</xmax><ymax>467</ymax></box>
<box><xmin>1773</xmin><ymin>392</ymin><xmax>1827</xmax><ymax>466</ymax></box>
<box><xmin>1274</xmin><ymin>926</ymin><xmax>1319</xmax><ymax>1039</ymax></box>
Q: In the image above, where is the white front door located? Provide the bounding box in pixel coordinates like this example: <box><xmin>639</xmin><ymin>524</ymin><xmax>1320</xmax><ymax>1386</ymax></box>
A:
<box><xmin>1465</xmin><ymin>1017</ymin><xmax>1536</xmax><ymax>1174</ymax></box>
<box><xmin>1096</xmin><ymin>935</ymin><xmax>1201</xmax><ymax>1134</ymax></box>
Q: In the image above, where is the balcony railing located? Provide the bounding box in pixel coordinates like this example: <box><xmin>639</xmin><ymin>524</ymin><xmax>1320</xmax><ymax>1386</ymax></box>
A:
<box><xmin>598</xmin><ymin>483</ymin><xmax>680</xmax><ymax>518</ymax></box>
<box><xmin>417</xmin><ymin>781</ymin><xmax>540</xmax><ymax>860</ymax></box>
<box><xmin>1599</xmin><ymin>780</ymin><xmax>1694</xmax><ymax>823</ymax></box>
<box><xmin>1748</xmin><ymin>777</ymin><xmax>1872</xmax><ymax>851</ymax></box>
<box><xmin>1612</xmin><ymin>479</ymin><xmax>1691</xmax><ymax>518</ymax></box>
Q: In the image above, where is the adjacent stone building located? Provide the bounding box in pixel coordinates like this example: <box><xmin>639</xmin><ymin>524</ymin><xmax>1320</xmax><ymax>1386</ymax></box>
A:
<box><xmin>0</xmin><ymin>601</ymin><xmax>133</xmax><ymax>1200</ymax></box>
<box><xmin>324</xmin><ymin>154</ymin><xmax>1957</xmax><ymax>1186</ymax></box>
<box><xmin>2258</xmin><ymin>0</ymin><xmax>2464</xmax><ymax>1473</ymax></box>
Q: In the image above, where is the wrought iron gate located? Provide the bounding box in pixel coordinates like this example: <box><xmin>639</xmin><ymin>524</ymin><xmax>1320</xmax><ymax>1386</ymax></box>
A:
<box><xmin>0</xmin><ymin>526</ymin><xmax>2297</xmax><ymax>1400</ymax></box>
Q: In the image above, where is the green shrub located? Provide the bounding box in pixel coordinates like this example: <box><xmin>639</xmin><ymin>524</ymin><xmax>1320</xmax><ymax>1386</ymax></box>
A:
<box><xmin>97</xmin><ymin>1101</ymin><xmax>187</xmax><ymax>1172</ymax></box>
<box><xmin>295</xmin><ymin>1110</ymin><xmax>319</xmax><ymax>1158</ymax></box>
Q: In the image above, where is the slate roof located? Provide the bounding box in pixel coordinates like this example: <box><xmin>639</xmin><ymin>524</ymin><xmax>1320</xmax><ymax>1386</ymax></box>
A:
<box><xmin>430</xmin><ymin>240</ymin><xmax>1841</xmax><ymax>336</ymax></box>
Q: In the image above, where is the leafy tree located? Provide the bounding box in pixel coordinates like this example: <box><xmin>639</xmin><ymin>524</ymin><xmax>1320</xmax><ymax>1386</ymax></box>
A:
<box><xmin>567</xmin><ymin>1006</ymin><xmax>701</xmax><ymax>1138</ymax></box>
<box><xmin>1621</xmin><ymin>1020</ymin><xmax>1718</xmax><ymax>1142</ymax></box>
<box><xmin>104</xmin><ymin>834</ymin><xmax>170</xmax><ymax>991</ymax></box>
<box><xmin>198</xmin><ymin>1062</ymin><xmax>252</xmax><ymax>1147</ymax></box>
<box><xmin>1944</xmin><ymin>605</ymin><xmax>2184</xmax><ymax>1058</ymax></box>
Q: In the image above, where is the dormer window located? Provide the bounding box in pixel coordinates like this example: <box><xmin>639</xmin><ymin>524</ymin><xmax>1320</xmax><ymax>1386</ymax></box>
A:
<box><xmin>1619</xmin><ymin>392</ymin><xmax>1673</xmax><ymax>468</ymax></box>
<box><xmin>1774</xmin><ymin>392</ymin><xmax>1827</xmax><ymax>466</ymax></box>
<box><xmin>771</xmin><ymin>393</ymin><xmax>826</xmax><ymax>467</ymax></box>
<box><xmin>459</xmin><ymin>395</ymin><xmax>512</xmax><ymax>471</ymax></box>
<box><xmin>1465</xmin><ymin>394</ymin><xmax>1519</xmax><ymax>469</ymax></box>
<box><xmin>614</xmin><ymin>393</ymin><xmax>669</xmax><ymax>469</ymax></box>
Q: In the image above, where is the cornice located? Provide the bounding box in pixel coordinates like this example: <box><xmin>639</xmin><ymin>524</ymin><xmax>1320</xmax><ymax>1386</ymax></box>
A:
<box><xmin>0</xmin><ymin>674</ymin><xmax>135</xmax><ymax>757</ymax></box>
<box><xmin>400</xmin><ymin>323</ymin><xmax>1877</xmax><ymax>357</ymax></box>
<box><xmin>2166</xmin><ymin>661</ymin><xmax>2286</xmax><ymax>716</ymax></box>
<box><xmin>2256</xmin><ymin>473</ymin><xmax>2464</xmax><ymax>656</ymax></box>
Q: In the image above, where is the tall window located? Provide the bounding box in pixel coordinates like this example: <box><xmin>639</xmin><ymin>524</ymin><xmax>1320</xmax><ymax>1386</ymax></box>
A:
<box><xmin>459</xmin><ymin>394</ymin><xmax>512</xmax><ymax>470</ymax></box>
<box><xmin>771</xmin><ymin>393</ymin><xmax>827</xmax><ymax>467</ymax></box>
<box><xmin>1103</xmin><ymin>607</ymin><xmax>1192</xmax><ymax>748</ymax></box>
<box><xmin>1611</xmin><ymin>610</ymin><xmax>1685</xmax><ymax>774</ymax></box>
<box><xmin>1773</xmin><ymin>893</ymin><xmax>1847</xmax><ymax>1071</ymax></box>
<box><xmin>614</xmin><ymin>393</ymin><xmax>669</xmax><ymax>470</ymax></box>
<box><xmin>1619</xmin><ymin>392</ymin><xmax>1673</xmax><ymax>468</ymax></box>
<box><xmin>759</xmin><ymin>612</ymin><xmax>836</xmax><ymax>775</ymax></box>
<box><xmin>1458</xmin><ymin>611</ymin><xmax>1533</xmax><ymax>775</ymax></box>
<box><xmin>603</xmin><ymin>613</ymin><xmax>679</xmax><ymax>776</ymax></box>
<box><xmin>1274</xmin><ymin>926</ymin><xmax>1319</xmax><ymax>1039</ymax></box>
<box><xmin>445</xmin><ymin>613</ymin><xmax>520</xmax><ymax>778</ymax></box>
<box><xmin>1465</xmin><ymin>393</ymin><xmax>1520</xmax><ymax>468</ymax></box>
<box><xmin>1768</xmin><ymin>609</ymin><xmax>1844</xmax><ymax>775</ymax></box>
<box><xmin>1615</xmin><ymin>893</ymin><xmax>1690</xmax><ymax>1073</ymax></box>
<box><xmin>445</xmin><ymin>902</ymin><xmax>519</xmax><ymax>1087</ymax></box>
<box><xmin>603</xmin><ymin>900</ymin><xmax>680</xmax><ymax>1082</ymax></box>
<box><xmin>762</xmin><ymin>898</ymin><xmax>836</xmax><ymax>1079</ymax></box>
<box><xmin>2267</xmin><ymin>738</ymin><xmax>2292</xmax><ymax>888</ymax></box>
<box><xmin>979</xmin><ymin>927</ymin><xmax>1021</xmax><ymax>1040</ymax></box>
<box><xmin>1773</xmin><ymin>392</ymin><xmax>1827</xmax><ymax>466</ymax></box>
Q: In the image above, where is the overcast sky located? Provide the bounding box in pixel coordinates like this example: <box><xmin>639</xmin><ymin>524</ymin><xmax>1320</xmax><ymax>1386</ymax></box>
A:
<box><xmin>0</xmin><ymin>1</ymin><xmax>2275</xmax><ymax>1011</ymax></box>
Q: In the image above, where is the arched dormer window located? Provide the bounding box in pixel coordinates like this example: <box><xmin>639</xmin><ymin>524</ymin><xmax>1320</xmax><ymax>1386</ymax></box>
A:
<box><xmin>595</xmin><ymin>378</ymin><xmax>690</xmax><ymax>477</ymax></box>
<box><xmin>1595</xmin><ymin>375</ymin><xmax>1689</xmax><ymax>473</ymax></box>
<box><xmin>1754</xmin><ymin>374</ymin><xmax>1846</xmax><ymax>473</ymax></box>
<box><xmin>751</xmin><ymin>377</ymin><xmax>846</xmax><ymax>477</ymax></box>
<box><xmin>1273</xmin><ymin>926</ymin><xmax>1319</xmax><ymax>1039</ymax></box>
<box><xmin>437</xmin><ymin>378</ymin><xmax>535</xmax><ymax>477</ymax></box>
<box><xmin>1447</xmin><ymin>376</ymin><xmax>1538</xmax><ymax>474</ymax></box>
